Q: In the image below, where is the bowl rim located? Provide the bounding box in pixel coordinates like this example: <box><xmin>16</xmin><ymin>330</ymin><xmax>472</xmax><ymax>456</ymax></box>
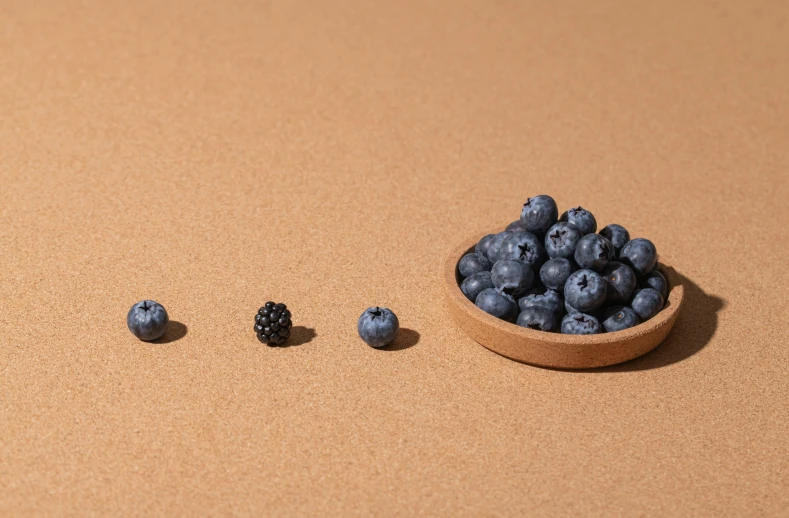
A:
<box><xmin>444</xmin><ymin>231</ymin><xmax>684</xmax><ymax>345</ymax></box>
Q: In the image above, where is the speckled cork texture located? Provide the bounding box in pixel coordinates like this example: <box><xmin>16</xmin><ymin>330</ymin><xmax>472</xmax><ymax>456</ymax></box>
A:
<box><xmin>1</xmin><ymin>0</ymin><xmax>788</xmax><ymax>515</ymax></box>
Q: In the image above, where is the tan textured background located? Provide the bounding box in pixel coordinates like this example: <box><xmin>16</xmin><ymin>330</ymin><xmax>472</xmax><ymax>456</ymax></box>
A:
<box><xmin>1</xmin><ymin>0</ymin><xmax>787</xmax><ymax>515</ymax></box>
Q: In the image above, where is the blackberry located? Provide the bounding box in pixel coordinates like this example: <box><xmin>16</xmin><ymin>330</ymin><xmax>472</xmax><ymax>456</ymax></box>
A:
<box><xmin>254</xmin><ymin>301</ymin><xmax>293</xmax><ymax>346</ymax></box>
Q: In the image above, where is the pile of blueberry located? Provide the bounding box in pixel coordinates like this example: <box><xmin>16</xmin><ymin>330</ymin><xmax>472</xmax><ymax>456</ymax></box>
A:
<box><xmin>458</xmin><ymin>195</ymin><xmax>668</xmax><ymax>334</ymax></box>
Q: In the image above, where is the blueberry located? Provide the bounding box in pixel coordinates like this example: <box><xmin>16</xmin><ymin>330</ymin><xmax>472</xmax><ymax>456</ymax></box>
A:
<box><xmin>475</xmin><ymin>234</ymin><xmax>496</xmax><ymax>257</ymax></box>
<box><xmin>602</xmin><ymin>261</ymin><xmax>637</xmax><ymax>304</ymax></box>
<box><xmin>599</xmin><ymin>224</ymin><xmax>630</xmax><ymax>256</ymax></box>
<box><xmin>520</xmin><ymin>195</ymin><xmax>559</xmax><ymax>235</ymax></box>
<box><xmin>564</xmin><ymin>300</ymin><xmax>601</xmax><ymax>319</ymax></box>
<box><xmin>640</xmin><ymin>270</ymin><xmax>668</xmax><ymax>300</ymax></box>
<box><xmin>620</xmin><ymin>238</ymin><xmax>657</xmax><ymax>276</ymax></box>
<box><xmin>127</xmin><ymin>300</ymin><xmax>169</xmax><ymax>341</ymax></box>
<box><xmin>559</xmin><ymin>206</ymin><xmax>597</xmax><ymax>234</ymax></box>
<box><xmin>491</xmin><ymin>259</ymin><xmax>534</xmax><ymax>297</ymax></box>
<box><xmin>505</xmin><ymin>220</ymin><xmax>525</xmax><ymax>232</ymax></box>
<box><xmin>564</xmin><ymin>269</ymin><xmax>607</xmax><ymax>312</ymax></box>
<box><xmin>574</xmin><ymin>234</ymin><xmax>613</xmax><ymax>272</ymax></box>
<box><xmin>499</xmin><ymin>231</ymin><xmax>546</xmax><ymax>269</ymax></box>
<box><xmin>601</xmin><ymin>305</ymin><xmax>640</xmax><ymax>332</ymax></box>
<box><xmin>460</xmin><ymin>271</ymin><xmax>494</xmax><ymax>302</ymax></box>
<box><xmin>357</xmin><ymin>307</ymin><xmax>399</xmax><ymax>348</ymax></box>
<box><xmin>516</xmin><ymin>306</ymin><xmax>557</xmax><ymax>332</ymax></box>
<box><xmin>544</xmin><ymin>222</ymin><xmax>583</xmax><ymax>260</ymax></box>
<box><xmin>458</xmin><ymin>253</ymin><xmax>492</xmax><ymax>278</ymax></box>
<box><xmin>561</xmin><ymin>313</ymin><xmax>601</xmax><ymax>335</ymax></box>
<box><xmin>630</xmin><ymin>288</ymin><xmax>664</xmax><ymax>320</ymax></box>
<box><xmin>475</xmin><ymin>288</ymin><xmax>518</xmax><ymax>322</ymax></box>
<box><xmin>518</xmin><ymin>289</ymin><xmax>564</xmax><ymax>318</ymax></box>
<box><xmin>485</xmin><ymin>231</ymin><xmax>512</xmax><ymax>263</ymax></box>
<box><xmin>539</xmin><ymin>258</ymin><xmax>575</xmax><ymax>291</ymax></box>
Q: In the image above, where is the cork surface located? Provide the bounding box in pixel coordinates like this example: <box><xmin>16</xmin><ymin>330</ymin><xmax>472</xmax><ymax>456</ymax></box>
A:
<box><xmin>1</xmin><ymin>0</ymin><xmax>787</xmax><ymax>515</ymax></box>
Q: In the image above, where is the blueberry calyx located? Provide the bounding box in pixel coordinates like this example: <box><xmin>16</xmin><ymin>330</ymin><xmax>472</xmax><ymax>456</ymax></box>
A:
<box><xmin>578</xmin><ymin>275</ymin><xmax>589</xmax><ymax>290</ymax></box>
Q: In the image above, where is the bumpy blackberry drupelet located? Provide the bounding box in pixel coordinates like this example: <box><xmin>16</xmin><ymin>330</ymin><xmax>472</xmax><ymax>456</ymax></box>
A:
<box><xmin>254</xmin><ymin>301</ymin><xmax>293</xmax><ymax>346</ymax></box>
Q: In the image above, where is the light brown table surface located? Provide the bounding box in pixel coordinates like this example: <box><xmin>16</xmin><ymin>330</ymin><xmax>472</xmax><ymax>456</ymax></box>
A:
<box><xmin>1</xmin><ymin>1</ymin><xmax>787</xmax><ymax>515</ymax></box>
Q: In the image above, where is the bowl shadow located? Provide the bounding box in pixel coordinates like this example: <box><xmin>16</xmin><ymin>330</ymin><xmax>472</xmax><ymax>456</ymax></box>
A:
<box><xmin>154</xmin><ymin>320</ymin><xmax>188</xmax><ymax>344</ymax></box>
<box><xmin>590</xmin><ymin>273</ymin><xmax>725</xmax><ymax>372</ymax></box>
<box><xmin>382</xmin><ymin>328</ymin><xmax>420</xmax><ymax>351</ymax></box>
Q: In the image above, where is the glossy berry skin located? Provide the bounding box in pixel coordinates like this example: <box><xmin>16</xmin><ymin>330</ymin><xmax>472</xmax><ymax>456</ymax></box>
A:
<box><xmin>518</xmin><ymin>289</ymin><xmax>563</xmax><ymax>318</ymax></box>
<box><xmin>544</xmin><ymin>222</ymin><xmax>583</xmax><ymax>260</ymax></box>
<box><xmin>516</xmin><ymin>306</ymin><xmax>557</xmax><ymax>332</ymax></box>
<box><xmin>574</xmin><ymin>234</ymin><xmax>613</xmax><ymax>272</ymax></box>
<box><xmin>458</xmin><ymin>253</ymin><xmax>492</xmax><ymax>278</ymax></box>
<box><xmin>561</xmin><ymin>313</ymin><xmax>601</xmax><ymax>335</ymax></box>
<box><xmin>475</xmin><ymin>288</ymin><xmax>518</xmax><ymax>322</ymax></box>
<box><xmin>560</xmin><ymin>206</ymin><xmax>597</xmax><ymax>235</ymax></box>
<box><xmin>539</xmin><ymin>258</ymin><xmax>575</xmax><ymax>291</ymax></box>
<box><xmin>475</xmin><ymin>234</ymin><xmax>496</xmax><ymax>258</ymax></box>
<box><xmin>599</xmin><ymin>224</ymin><xmax>630</xmax><ymax>257</ymax></box>
<box><xmin>357</xmin><ymin>307</ymin><xmax>399</xmax><ymax>348</ymax></box>
<box><xmin>255</xmin><ymin>302</ymin><xmax>293</xmax><ymax>346</ymax></box>
<box><xmin>506</xmin><ymin>220</ymin><xmax>525</xmax><ymax>232</ymax></box>
<box><xmin>602</xmin><ymin>306</ymin><xmax>641</xmax><ymax>332</ymax></box>
<box><xmin>127</xmin><ymin>300</ymin><xmax>169</xmax><ymax>341</ymax></box>
<box><xmin>460</xmin><ymin>271</ymin><xmax>494</xmax><ymax>302</ymax></box>
<box><xmin>630</xmin><ymin>288</ymin><xmax>664</xmax><ymax>321</ymax></box>
<box><xmin>500</xmin><ymin>231</ymin><xmax>547</xmax><ymax>270</ymax></box>
<box><xmin>564</xmin><ymin>269</ymin><xmax>607</xmax><ymax>312</ymax></box>
<box><xmin>602</xmin><ymin>261</ymin><xmax>637</xmax><ymax>304</ymax></box>
<box><xmin>485</xmin><ymin>231</ymin><xmax>512</xmax><ymax>264</ymax></box>
<box><xmin>520</xmin><ymin>195</ymin><xmax>559</xmax><ymax>235</ymax></box>
<box><xmin>640</xmin><ymin>270</ymin><xmax>668</xmax><ymax>300</ymax></box>
<box><xmin>491</xmin><ymin>259</ymin><xmax>534</xmax><ymax>297</ymax></box>
<box><xmin>620</xmin><ymin>238</ymin><xmax>657</xmax><ymax>276</ymax></box>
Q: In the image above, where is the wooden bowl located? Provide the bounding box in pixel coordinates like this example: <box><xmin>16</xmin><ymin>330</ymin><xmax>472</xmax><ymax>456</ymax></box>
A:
<box><xmin>443</xmin><ymin>233</ymin><xmax>684</xmax><ymax>369</ymax></box>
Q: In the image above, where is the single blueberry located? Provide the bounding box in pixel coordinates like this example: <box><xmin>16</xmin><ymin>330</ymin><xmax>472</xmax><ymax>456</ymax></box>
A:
<box><xmin>491</xmin><ymin>259</ymin><xmax>534</xmax><ymax>297</ymax></box>
<box><xmin>602</xmin><ymin>305</ymin><xmax>641</xmax><ymax>332</ymax></box>
<box><xmin>640</xmin><ymin>270</ymin><xmax>668</xmax><ymax>300</ymax></box>
<box><xmin>518</xmin><ymin>289</ymin><xmax>564</xmax><ymax>318</ymax></box>
<box><xmin>544</xmin><ymin>222</ymin><xmax>583</xmax><ymax>260</ymax></box>
<box><xmin>574</xmin><ymin>234</ymin><xmax>612</xmax><ymax>272</ymax></box>
<box><xmin>458</xmin><ymin>253</ymin><xmax>492</xmax><ymax>278</ymax></box>
<box><xmin>630</xmin><ymin>288</ymin><xmax>664</xmax><ymax>320</ymax></box>
<box><xmin>357</xmin><ymin>307</ymin><xmax>399</xmax><ymax>348</ymax></box>
<box><xmin>485</xmin><ymin>231</ymin><xmax>512</xmax><ymax>264</ymax></box>
<box><xmin>505</xmin><ymin>220</ymin><xmax>525</xmax><ymax>232</ymax></box>
<box><xmin>602</xmin><ymin>261</ymin><xmax>637</xmax><ymax>304</ymax></box>
<box><xmin>564</xmin><ymin>300</ymin><xmax>601</xmax><ymax>319</ymax></box>
<box><xmin>499</xmin><ymin>231</ymin><xmax>547</xmax><ymax>270</ymax></box>
<box><xmin>539</xmin><ymin>257</ymin><xmax>575</xmax><ymax>291</ymax></box>
<box><xmin>127</xmin><ymin>300</ymin><xmax>169</xmax><ymax>341</ymax></box>
<box><xmin>475</xmin><ymin>288</ymin><xmax>518</xmax><ymax>322</ymax></box>
<box><xmin>560</xmin><ymin>313</ymin><xmax>601</xmax><ymax>335</ymax></box>
<box><xmin>559</xmin><ymin>206</ymin><xmax>597</xmax><ymax>235</ymax></box>
<box><xmin>620</xmin><ymin>238</ymin><xmax>657</xmax><ymax>276</ymax></box>
<box><xmin>564</xmin><ymin>269</ymin><xmax>607</xmax><ymax>312</ymax></box>
<box><xmin>516</xmin><ymin>306</ymin><xmax>557</xmax><ymax>332</ymax></box>
<box><xmin>460</xmin><ymin>271</ymin><xmax>494</xmax><ymax>302</ymax></box>
<box><xmin>520</xmin><ymin>195</ymin><xmax>559</xmax><ymax>235</ymax></box>
<box><xmin>475</xmin><ymin>234</ymin><xmax>496</xmax><ymax>257</ymax></box>
<box><xmin>599</xmin><ymin>224</ymin><xmax>630</xmax><ymax>257</ymax></box>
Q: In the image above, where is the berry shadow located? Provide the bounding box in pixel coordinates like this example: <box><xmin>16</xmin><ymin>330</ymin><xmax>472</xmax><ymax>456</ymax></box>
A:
<box><xmin>592</xmin><ymin>273</ymin><xmax>725</xmax><ymax>372</ymax></box>
<box><xmin>289</xmin><ymin>326</ymin><xmax>317</xmax><ymax>346</ymax></box>
<box><xmin>382</xmin><ymin>328</ymin><xmax>420</xmax><ymax>351</ymax></box>
<box><xmin>153</xmin><ymin>320</ymin><xmax>188</xmax><ymax>344</ymax></box>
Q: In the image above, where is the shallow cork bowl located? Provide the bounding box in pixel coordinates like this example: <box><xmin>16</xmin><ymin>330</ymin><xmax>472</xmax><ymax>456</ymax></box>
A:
<box><xmin>444</xmin><ymin>232</ymin><xmax>684</xmax><ymax>369</ymax></box>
